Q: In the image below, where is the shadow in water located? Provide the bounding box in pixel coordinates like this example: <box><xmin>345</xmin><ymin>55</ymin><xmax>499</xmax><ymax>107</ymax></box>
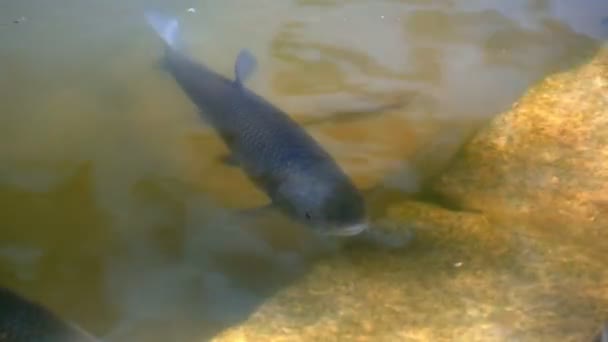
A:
<box><xmin>0</xmin><ymin>162</ymin><xmax>116</xmax><ymax>334</ymax></box>
<box><xmin>0</xmin><ymin>162</ymin><xmax>341</xmax><ymax>341</ymax></box>
<box><xmin>102</xmin><ymin>179</ymin><xmax>336</xmax><ymax>341</ymax></box>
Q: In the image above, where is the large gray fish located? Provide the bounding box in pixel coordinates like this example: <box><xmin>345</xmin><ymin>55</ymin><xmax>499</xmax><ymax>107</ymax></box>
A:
<box><xmin>144</xmin><ymin>12</ymin><xmax>368</xmax><ymax>236</ymax></box>
<box><xmin>0</xmin><ymin>286</ymin><xmax>98</xmax><ymax>342</ymax></box>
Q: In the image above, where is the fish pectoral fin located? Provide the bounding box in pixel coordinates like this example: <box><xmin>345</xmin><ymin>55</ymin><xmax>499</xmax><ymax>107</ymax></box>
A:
<box><xmin>234</xmin><ymin>49</ymin><xmax>258</xmax><ymax>85</ymax></box>
<box><xmin>218</xmin><ymin>153</ymin><xmax>239</xmax><ymax>167</ymax></box>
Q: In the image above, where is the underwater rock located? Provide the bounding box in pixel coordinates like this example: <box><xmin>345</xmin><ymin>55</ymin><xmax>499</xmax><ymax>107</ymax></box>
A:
<box><xmin>209</xmin><ymin>47</ymin><xmax>608</xmax><ymax>342</ymax></box>
<box><xmin>430</xmin><ymin>46</ymin><xmax>608</xmax><ymax>236</ymax></box>
<box><xmin>211</xmin><ymin>202</ymin><xmax>523</xmax><ymax>341</ymax></box>
<box><xmin>210</xmin><ymin>200</ymin><xmax>608</xmax><ymax>341</ymax></box>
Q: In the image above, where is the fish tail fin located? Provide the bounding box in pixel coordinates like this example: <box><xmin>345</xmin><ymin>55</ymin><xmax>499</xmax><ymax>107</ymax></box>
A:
<box><xmin>145</xmin><ymin>11</ymin><xmax>180</xmax><ymax>49</ymax></box>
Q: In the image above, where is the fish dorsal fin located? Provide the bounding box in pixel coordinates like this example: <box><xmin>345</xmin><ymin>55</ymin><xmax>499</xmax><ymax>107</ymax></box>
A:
<box><xmin>234</xmin><ymin>49</ymin><xmax>258</xmax><ymax>86</ymax></box>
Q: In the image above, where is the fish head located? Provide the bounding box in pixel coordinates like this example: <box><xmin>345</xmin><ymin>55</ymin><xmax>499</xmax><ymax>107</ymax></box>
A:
<box><xmin>311</xmin><ymin>184</ymin><xmax>369</xmax><ymax>236</ymax></box>
<box><xmin>277</xmin><ymin>170</ymin><xmax>368</xmax><ymax>236</ymax></box>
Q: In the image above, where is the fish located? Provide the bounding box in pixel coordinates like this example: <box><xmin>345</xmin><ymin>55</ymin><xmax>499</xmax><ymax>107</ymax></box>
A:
<box><xmin>144</xmin><ymin>11</ymin><xmax>369</xmax><ymax>236</ymax></box>
<box><xmin>0</xmin><ymin>286</ymin><xmax>98</xmax><ymax>342</ymax></box>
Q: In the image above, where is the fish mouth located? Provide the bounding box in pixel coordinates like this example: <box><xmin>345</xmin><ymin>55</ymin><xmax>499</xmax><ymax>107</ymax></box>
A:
<box><xmin>324</xmin><ymin>222</ymin><xmax>368</xmax><ymax>237</ymax></box>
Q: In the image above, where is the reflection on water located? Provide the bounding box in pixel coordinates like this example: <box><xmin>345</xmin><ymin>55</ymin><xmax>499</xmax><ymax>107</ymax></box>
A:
<box><xmin>0</xmin><ymin>0</ymin><xmax>606</xmax><ymax>340</ymax></box>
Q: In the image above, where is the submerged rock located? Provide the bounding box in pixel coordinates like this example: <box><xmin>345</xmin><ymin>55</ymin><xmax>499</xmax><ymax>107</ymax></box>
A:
<box><xmin>210</xmin><ymin>48</ymin><xmax>608</xmax><ymax>342</ymax></box>
<box><xmin>212</xmin><ymin>198</ymin><xmax>608</xmax><ymax>341</ymax></box>
<box><xmin>431</xmin><ymin>46</ymin><xmax>608</xmax><ymax>240</ymax></box>
<box><xmin>212</xmin><ymin>203</ymin><xmax>512</xmax><ymax>341</ymax></box>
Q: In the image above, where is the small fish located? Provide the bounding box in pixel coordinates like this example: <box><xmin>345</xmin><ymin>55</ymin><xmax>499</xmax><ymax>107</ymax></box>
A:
<box><xmin>0</xmin><ymin>286</ymin><xmax>98</xmax><ymax>342</ymax></box>
<box><xmin>144</xmin><ymin>11</ymin><xmax>368</xmax><ymax>237</ymax></box>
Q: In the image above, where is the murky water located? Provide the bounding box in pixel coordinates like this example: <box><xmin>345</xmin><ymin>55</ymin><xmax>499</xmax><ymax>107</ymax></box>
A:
<box><xmin>0</xmin><ymin>0</ymin><xmax>607</xmax><ymax>341</ymax></box>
